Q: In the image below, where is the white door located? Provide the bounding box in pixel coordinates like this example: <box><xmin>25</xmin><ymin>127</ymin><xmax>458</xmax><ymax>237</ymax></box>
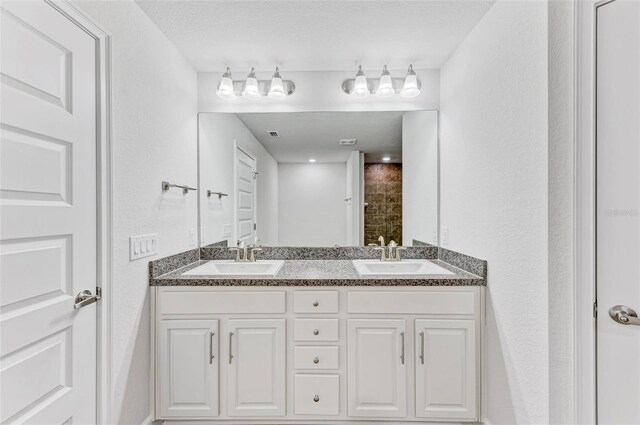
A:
<box><xmin>347</xmin><ymin>319</ymin><xmax>406</xmax><ymax>417</ymax></box>
<box><xmin>596</xmin><ymin>1</ymin><xmax>640</xmax><ymax>424</ymax></box>
<box><xmin>227</xmin><ymin>319</ymin><xmax>285</xmax><ymax>416</ymax></box>
<box><xmin>235</xmin><ymin>145</ymin><xmax>257</xmax><ymax>246</ymax></box>
<box><xmin>0</xmin><ymin>2</ymin><xmax>98</xmax><ymax>424</ymax></box>
<box><xmin>415</xmin><ymin>319</ymin><xmax>476</xmax><ymax>420</ymax></box>
<box><xmin>158</xmin><ymin>320</ymin><xmax>219</xmax><ymax>418</ymax></box>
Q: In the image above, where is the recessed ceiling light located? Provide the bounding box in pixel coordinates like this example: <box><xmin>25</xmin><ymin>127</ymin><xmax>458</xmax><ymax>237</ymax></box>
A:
<box><xmin>309</xmin><ymin>158</ymin><xmax>316</xmax><ymax>163</ymax></box>
<box><xmin>382</xmin><ymin>156</ymin><xmax>391</xmax><ymax>162</ymax></box>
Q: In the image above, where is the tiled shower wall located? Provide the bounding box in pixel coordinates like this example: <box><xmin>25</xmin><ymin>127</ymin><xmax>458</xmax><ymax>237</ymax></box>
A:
<box><xmin>364</xmin><ymin>163</ymin><xmax>403</xmax><ymax>245</ymax></box>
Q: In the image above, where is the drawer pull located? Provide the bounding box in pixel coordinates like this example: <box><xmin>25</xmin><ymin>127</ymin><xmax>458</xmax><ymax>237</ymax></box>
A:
<box><xmin>209</xmin><ymin>332</ymin><xmax>215</xmax><ymax>364</ymax></box>
<box><xmin>313</xmin><ymin>395</ymin><xmax>320</xmax><ymax>402</ymax></box>
<box><xmin>313</xmin><ymin>301</ymin><xmax>319</xmax><ymax>307</ymax></box>
<box><xmin>400</xmin><ymin>331</ymin><xmax>405</xmax><ymax>365</ymax></box>
<box><xmin>229</xmin><ymin>332</ymin><xmax>234</xmax><ymax>364</ymax></box>
<box><xmin>313</xmin><ymin>329</ymin><xmax>319</xmax><ymax>336</ymax></box>
<box><xmin>419</xmin><ymin>331</ymin><xmax>425</xmax><ymax>364</ymax></box>
<box><xmin>313</xmin><ymin>357</ymin><xmax>320</xmax><ymax>364</ymax></box>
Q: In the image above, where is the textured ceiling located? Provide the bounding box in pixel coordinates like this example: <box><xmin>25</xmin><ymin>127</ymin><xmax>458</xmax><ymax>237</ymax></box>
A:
<box><xmin>136</xmin><ymin>0</ymin><xmax>494</xmax><ymax>72</ymax></box>
<box><xmin>231</xmin><ymin>111</ymin><xmax>405</xmax><ymax>163</ymax></box>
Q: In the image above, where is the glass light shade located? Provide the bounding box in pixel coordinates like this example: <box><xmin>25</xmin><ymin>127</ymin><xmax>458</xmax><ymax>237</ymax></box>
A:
<box><xmin>216</xmin><ymin>68</ymin><xmax>235</xmax><ymax>99</ymax></box>
<box><xmin>352</xmin><ymin>74</ymin><xmax>370</xmax><ymax>98</ymax></box>
<box><xmin>400</xmin><ymin>74</ymin><xmax>420</xmax><ymax>98</ymax></box>
<box><xmin>268</xmin><ymin>77</ymin><xmax>286</xmax><ymax>100</ymax></box>
<box><xmin>376</xmin><ymin>74</ymin><xmax>395</xmax><ymax>97</ymax></box>
<box><xmin>242</xmin><ymin>76</ymin><xmax>261</xmax><ymax>99</ymax></box>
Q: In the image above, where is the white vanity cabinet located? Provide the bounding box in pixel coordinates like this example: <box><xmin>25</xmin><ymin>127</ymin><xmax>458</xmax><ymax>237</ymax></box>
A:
<box><xmin>152</xmin><ymin>286</ymin><xmax>483</xmax><ymax>424</ymax></box>
<box><xmin>158</xmin><ymin>320</ymin><xmax>219</xmax><ymax>418</ymax></box>
<box><xmin>415</xmin><ymin>319</ymin><xmax>477</xmax><ymax>420</ymax></box>
<box><xmin>347</xmin><ymin>319</ymin><xmax>407</xmax><ymax>417</ymax></box>
<box><xmin>227</xmin><ymin>319</ymin><xmax>286</xmax><ymax>416</ymax></box>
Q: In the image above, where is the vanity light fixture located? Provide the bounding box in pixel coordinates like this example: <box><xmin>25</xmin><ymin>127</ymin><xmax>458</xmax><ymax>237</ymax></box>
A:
<box><xmin>400</xmin><ymin>64</ymin><xmax>421</xmax><ymax>98</ymax></box>
<box><xmin>267</xmin><ymin>67</ymin><xmax>287</xmax><ymax>100</ymax></box>
<box><xmin>215</xmin><ymin>67</ymin><xmax>235</xmax><ymax>99</ymax></box>
<box><xmin>375</xmin><ymin>65</ymin><xmax>395</xmax><ymax>98</ymax></box>
<box><xmin>242</xmin><ymin>67</ymin><xmax>261</xmax><ymax>100</ymax></box>
<box><xmin>382</xmin><ymin>156</ymin><xmax>391</xmax><ymax>162</ymax></box>
<box><xmin>308</xmin><ymin>158</ymin><xmax>317</xmax><ymax>163</ymax></box>
<box><xmin>216</xmin><ymin>67</ymin><xmax>296</xmax><ymax>100</ymax></box>
<box><xmin>342</xmin><ymin>64</ymin><xmax>421</xmax><ymax>98</ymax></box>
<box><xmin>351</xmin><ymin>65</ymin><xmax>371</xmax><ymax>98</ymax></box>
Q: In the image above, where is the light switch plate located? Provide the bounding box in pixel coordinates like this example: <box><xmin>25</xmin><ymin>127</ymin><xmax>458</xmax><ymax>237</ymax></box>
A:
<box><xmin>442</xmin><ymin>227</ymin><xmax>449</xmax><ymax>245</ymax></box>
<box><xmin>130</xmin><ymin>233</ymin><xmax>158</xmax><ymax>261</ymax></box>
<box><xmin>223</xmin><ymin>224</ymin><xmax>232</xmax><ymax>237</ymax></box>
<box><xmin>189</xmin><ymin>228</ymin><xmax>197</xmax><ymax>247</ymax></box>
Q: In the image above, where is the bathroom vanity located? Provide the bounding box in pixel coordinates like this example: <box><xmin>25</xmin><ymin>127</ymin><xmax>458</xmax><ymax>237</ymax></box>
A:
<box><xmin>149</xmin><ymin>250</ymin><xmax>486</xmax><ymax>424</ymax></box>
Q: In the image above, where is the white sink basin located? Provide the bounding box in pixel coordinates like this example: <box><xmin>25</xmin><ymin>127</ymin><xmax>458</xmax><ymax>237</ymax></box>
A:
<box><xmin>183</xmin><ymin>260</ymin><xmax>285</xmax><ymax>277</ymax></box>
<box><xmin>352</xmin><ymin>259</ymin><xmax>454</xmax><ymax>277</ymax></box>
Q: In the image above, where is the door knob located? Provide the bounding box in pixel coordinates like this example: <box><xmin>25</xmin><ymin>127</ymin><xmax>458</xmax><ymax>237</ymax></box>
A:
<box><xmin>609</xmin><ymin>305</ymin><xmax>640</xmax><ymax>326</ymax></box>
<box><xmin>74</xmin><ymin>288</ymin><xmax>101</xmax><ymax>310</ymax></box>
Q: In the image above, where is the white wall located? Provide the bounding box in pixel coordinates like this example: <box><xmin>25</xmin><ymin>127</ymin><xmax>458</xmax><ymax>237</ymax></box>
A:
<box><xmin>278</xmin><ymin>163</ymin><xmax>346</xmax><ymax>246</ymax></box>
<box><xmin>548</xmin><ymin>1</ymin><xmax>576</xmax><ymax>423</ymax></box>
<box><xmin>73</xmin><ymin>2</ymin><xmax>198</xmax><ymax>424</ymax></box>
<box><xmin>402</xmin><ymin>111</ymin><xmax>439</xmax><ymax>245</ymax></box>
<box><xmin>439</xmin><ymin>2</ymin><xmax>549</xmax><ymax>424</ymax></box>
<box><xmin>198</xmin><ymin>113</ymin><xmax>278</xmax><ymax>246</ymax></box>
<box><xmin>198</xmin><ymin>69</ymin><xmax>440</xmax><ymax>113</ymax></box>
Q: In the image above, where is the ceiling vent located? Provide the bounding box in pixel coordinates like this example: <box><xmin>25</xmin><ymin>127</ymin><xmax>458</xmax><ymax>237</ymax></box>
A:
<box><xmin>339</xmin><ymin>138</ymin><xmax>357</xmax><ymax>146</ymax></box>
<box><xmin>267</xmin><ymin>130</ymin><xmax>280</xmax><ymax>138</ymax></box>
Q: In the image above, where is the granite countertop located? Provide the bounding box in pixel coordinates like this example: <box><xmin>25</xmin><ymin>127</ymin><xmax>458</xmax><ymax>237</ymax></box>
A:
<box><xmin>150</xmin><ymin>259</ymin><xmax>485</xmax><ymax>287</ymax></box>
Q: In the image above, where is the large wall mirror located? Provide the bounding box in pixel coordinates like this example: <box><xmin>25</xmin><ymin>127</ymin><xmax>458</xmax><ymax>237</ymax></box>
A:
<box><xmin>198</xmin><ymin>111</ymin><xmax>439</xmax><ymax>247</ymax></box>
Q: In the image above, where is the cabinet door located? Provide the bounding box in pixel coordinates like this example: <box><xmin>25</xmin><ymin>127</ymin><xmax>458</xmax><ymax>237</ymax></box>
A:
<box><xmin>415</xmin><ymin>319</ymin><xmax>477</xmax><ymax>420</ymax></box>
<box><xmin>347</xmin><ymin>319</ymin><xmax>406</xmax><ymax>417</ymax></box>
<box><xmin>227</xmin><ymin>319</ymin><xmax>286</xmax><ymax>416</ymax></box>
<box><xmin>158</xmin><ymin>320</ymin><xmax>219</xmax><ymax>418</ymax></box>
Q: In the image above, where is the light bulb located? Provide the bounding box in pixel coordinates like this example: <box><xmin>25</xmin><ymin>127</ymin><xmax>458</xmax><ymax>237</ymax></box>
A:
<box><xmin>268</xmin><ymin>67</ymin><xmax>287</xmax><ymax>100</ymax></box>
<box><xmin>400</xmin><ymin>64</ymin><xmax>421</xmax><ymax>98</ymax></box>
<box><xmin>242</xmin><ymin>67</ymin><xmax>261</xmax><ymax>99</ymax></box>
<box><xmin>376</xmin><ymin>65</ymin><xmax>395</xmax><ymax>97</ymax></box>
<box><xmin>216</xmin><ymin>67</ymin><xmax>235</xmax><ymax>99</ymax></box>
<box><xmin>351</xmin><ymin>65</ymin><xmax>370</xmax><ymax>98</ymax></box>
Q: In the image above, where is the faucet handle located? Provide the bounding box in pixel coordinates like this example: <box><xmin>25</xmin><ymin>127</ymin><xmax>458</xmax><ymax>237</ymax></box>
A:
<box><xmin>229</xmin><ymin>247</ymin><xmax>241</xmax><ymax>262</ymax></box>
<box><xmin>373</xmin><ymin>246</ymin><xmax>386</xmax><ymax>261</ymax></box>
<box><xmin>395</xmin><ymin>246</ymin><xmax>407</xmax><ymax>261</ymax></box>
<box><xmin>249</xmin><ymin>247</ymin><xmax>262</xmax><ymax>262</ymax></box>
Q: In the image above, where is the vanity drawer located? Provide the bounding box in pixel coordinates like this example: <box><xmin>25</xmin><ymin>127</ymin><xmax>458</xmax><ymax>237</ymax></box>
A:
<box><xmin>294</xmin><ymin>291</ymin><xmax>339</xmax><ymax>313</ymax></box>
<box><xmin>294</xmin><ymin>374</ymin><xmax>339</xmax><ymax>415</ymax></box>
<box><xmin>347</xmin><ymin>290</ymin><xmax>476</xmax><ymax>315</ymax></box>
<box><xmin>294</xmin><ymin>346</ymin><xmax>339</xmax><ymax>370</ymax></box>
<box><xmin>159</xmin><ymin>290</ymin><xmax>286</xmax><ymax>315</ymax></box>
<box><xmin>294</xmin><ymin>319</ymin><xmax>339</xmax><ymax>342</ymax></box>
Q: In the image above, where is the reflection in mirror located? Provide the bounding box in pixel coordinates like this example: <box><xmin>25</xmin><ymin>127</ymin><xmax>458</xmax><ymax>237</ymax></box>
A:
<box><xmin>198</xmin><ymin>111</ymin><xmax>438</xmax><ymax>247</ymax></box>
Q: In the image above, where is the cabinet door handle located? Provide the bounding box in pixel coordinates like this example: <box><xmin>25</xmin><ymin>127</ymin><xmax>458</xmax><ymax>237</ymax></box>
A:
<box><xmin>400</xmin><ymin>331</ymin><xmax>405</xmax><ymax>364</ymax></box>
<box><xmin>229</xmin><ymin>332</ymin><xmax>234</xmax><ymax>364</ymax></box>
<box><xmin>210</xmin><ymin>332</ymin><xmax>215</xmax><ymax>364</ymax></box>
<box><xmin>419</xmin><ymin>331</ymin><xmax>425</xmax><ymax>364</ymax></box>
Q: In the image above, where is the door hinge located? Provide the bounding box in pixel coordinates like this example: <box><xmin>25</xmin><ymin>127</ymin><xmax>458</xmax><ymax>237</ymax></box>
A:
<box><xmin>593</xmin><ymin>301</ymin><xmax>598</xmax><ymax>319</ymax></box>
<box><xmin>96</xmin><ymin>286</ymin><xmax>102</xmax><ymax>300</ymax></box>
<box><xmin>254</xmin><ymin>223</ymin><xmax>257</xmax><ymax>230</ymax></box>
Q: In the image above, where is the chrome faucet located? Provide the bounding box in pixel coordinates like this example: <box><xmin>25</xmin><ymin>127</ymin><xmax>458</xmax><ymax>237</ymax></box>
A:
<box><xmin>372</xmin><ymin>239</ymin><xmax>407</xmax><ymax>261</ymax></box>
<box><xmin>230</xmin><ymin>241</ymin><xmax>261</xmax><ymax>262</ymax></box>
